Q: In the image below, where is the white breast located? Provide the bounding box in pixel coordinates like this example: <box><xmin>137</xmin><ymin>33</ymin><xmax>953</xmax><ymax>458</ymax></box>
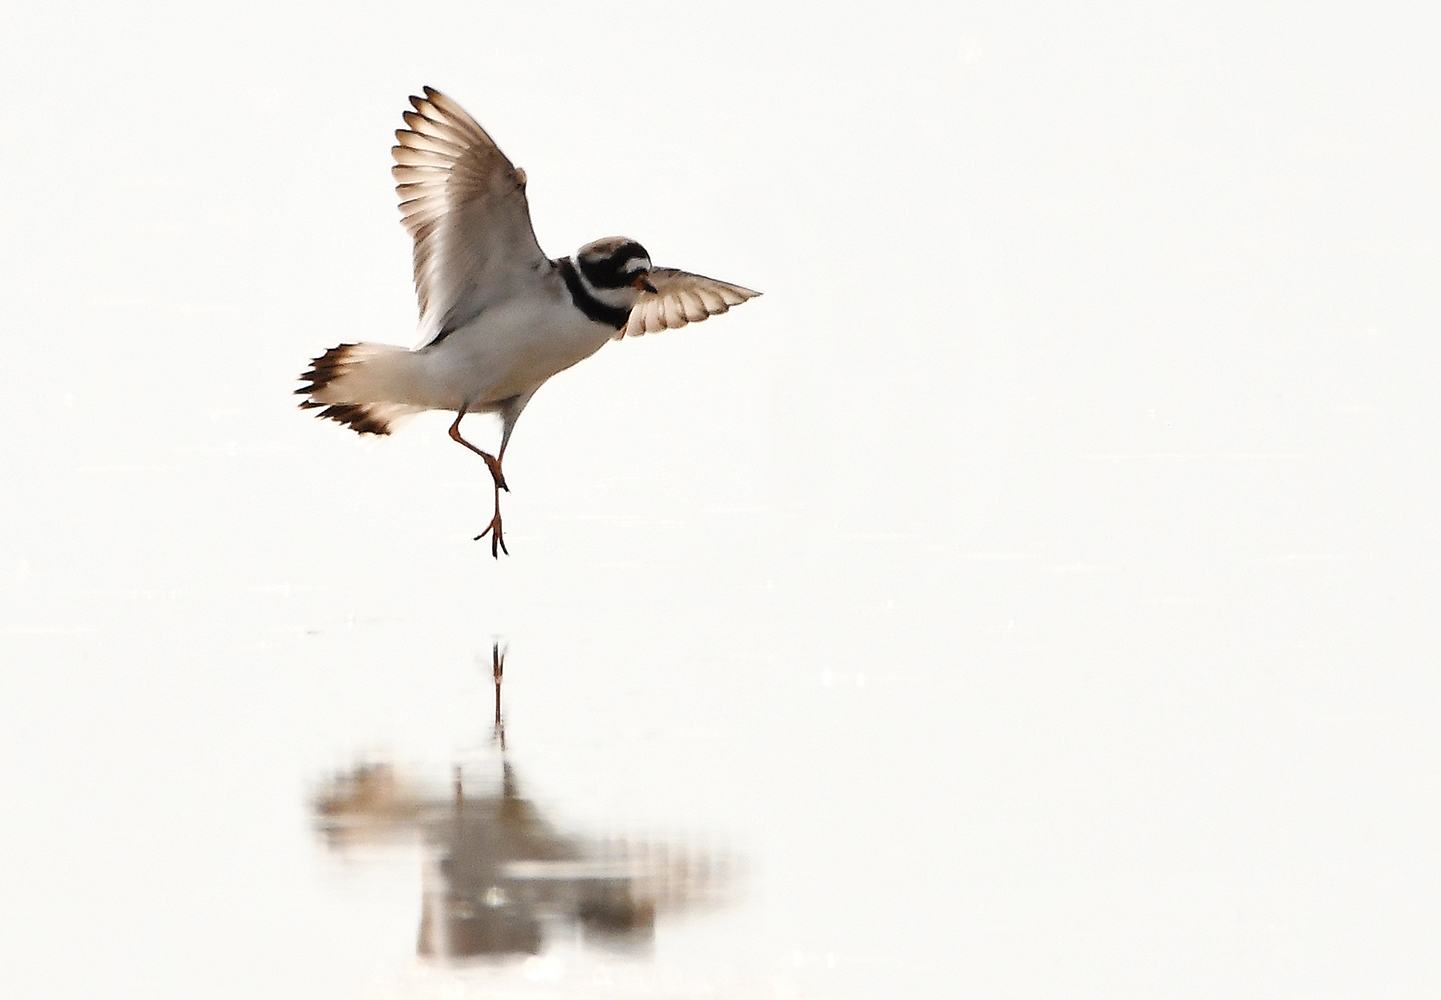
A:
<box><xmin>412</xmin><ymin>284</ymin><xmax>616</xmax><ymax>411</ymax></box>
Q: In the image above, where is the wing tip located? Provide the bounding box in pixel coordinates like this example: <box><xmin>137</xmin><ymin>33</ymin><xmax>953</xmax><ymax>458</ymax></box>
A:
<box><xmin>618</xmin><ymin>275</ymin><xmax>762</xmax><ymax>338</ymax></box>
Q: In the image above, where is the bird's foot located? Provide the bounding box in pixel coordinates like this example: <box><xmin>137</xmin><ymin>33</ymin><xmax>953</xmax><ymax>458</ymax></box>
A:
<box><xmin>475</xmin><ymin>512</ymin><xmax>508</xmax><ymax>558</ymax></box>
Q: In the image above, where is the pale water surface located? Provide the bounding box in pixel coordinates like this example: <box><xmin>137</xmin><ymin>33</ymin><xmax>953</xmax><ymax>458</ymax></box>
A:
<box><xmin>2</xmin><ymin>3</ymin><xmax>1439</xmax><ymax>998</ymax></box>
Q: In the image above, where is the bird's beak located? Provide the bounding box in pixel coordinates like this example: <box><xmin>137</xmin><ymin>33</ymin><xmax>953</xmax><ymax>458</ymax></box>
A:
<box><xmin>634</xmin><ymin>274</ymin><xmax>657</xmax><ymax>294</ymax></box>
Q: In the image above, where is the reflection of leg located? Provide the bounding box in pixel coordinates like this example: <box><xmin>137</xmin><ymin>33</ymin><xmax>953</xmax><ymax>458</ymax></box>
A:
<box><xmin>447</xmin><ymin>409</ymin><xmax>508</xmax><ymax>491</ymax></box>
<box><xmin>491</xmin><ymin>642</ymin><xmax>505</xmax><ymax>741</ymax></box>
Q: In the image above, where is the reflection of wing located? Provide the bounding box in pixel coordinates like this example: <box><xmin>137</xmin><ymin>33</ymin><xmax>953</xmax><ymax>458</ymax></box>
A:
<box><xmin>618</xmin><ymin>268</ymin><xmax>761</xmax><ymax>340</ymax></box>
<box><xmin>392</xmin><ymin>87</ymin><xmax>549</xmax><ymax>346</ymax></box>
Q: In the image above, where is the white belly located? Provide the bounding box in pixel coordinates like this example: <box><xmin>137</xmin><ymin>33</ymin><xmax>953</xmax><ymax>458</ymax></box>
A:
<box><xmin>413</xmin><ymin>293</ymin><xmax>615</xmax><ymax>411</ymax></box>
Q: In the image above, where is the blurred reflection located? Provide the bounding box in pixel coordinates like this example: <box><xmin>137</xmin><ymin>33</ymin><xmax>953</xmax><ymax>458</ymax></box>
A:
<box><xmin>312</xmin><ymin>645</ymin><xmax>734</xmax><ymax>961</ymax></box>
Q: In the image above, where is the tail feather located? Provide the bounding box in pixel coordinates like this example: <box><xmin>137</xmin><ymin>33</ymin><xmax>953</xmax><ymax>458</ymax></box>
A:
<box><xmin>297</xmin><ymin>343</ymin><xmax>426</xmax><ymax>436</ymax></box>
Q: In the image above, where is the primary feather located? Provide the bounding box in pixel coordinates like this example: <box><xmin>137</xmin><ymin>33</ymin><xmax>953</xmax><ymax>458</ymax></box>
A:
<box><xmin>619</xmin><ymin>269</ymin><xmax>761</xmax><ymax>339</ymax></box>
<box><xmin>393</xmin><ymin>86</ymin><xmax>548</xmax><ymax>347</ymax></box>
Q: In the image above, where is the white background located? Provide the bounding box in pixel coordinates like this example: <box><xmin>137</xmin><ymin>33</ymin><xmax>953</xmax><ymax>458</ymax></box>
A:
<box><xmin>2</xmin><ymin>2</ymin><xmax>1438</xmax><ymax>997</ymax></box>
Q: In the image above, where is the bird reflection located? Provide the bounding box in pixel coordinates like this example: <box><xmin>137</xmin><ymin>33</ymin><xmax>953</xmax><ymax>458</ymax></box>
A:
<box><xmin>312</xmin><ymin>644</ymin><xmax>733</xmax><ymax>961</ymax></box>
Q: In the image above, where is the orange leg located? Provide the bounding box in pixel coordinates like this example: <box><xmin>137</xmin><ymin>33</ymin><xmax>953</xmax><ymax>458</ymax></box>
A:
<box><xmin>474</xmin><ymin>479</ymin><xmax>507</xmax><ymax>557</ymax></box>
<box><xmin>448</xmin><ymin>410</ymin><xmax>508</xmax><ymax>491</ymax></box>
<box><xmin>449</xmin><ymin>410</ymin><xmax>509</xmax><ymax>557</ymax></box>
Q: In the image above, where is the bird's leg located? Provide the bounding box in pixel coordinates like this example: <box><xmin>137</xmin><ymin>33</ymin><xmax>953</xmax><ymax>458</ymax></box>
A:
<box><xmin>472</xmin><ymin>413</ymin><xmax>522</xmax><ymax>557</ymax></box>
<box><xmin>448</xmin><ymin>410</ymin><xmax>508</xmax><ymax>492</ymax></box>
<box><xmin>448</xmin><ymin>409</ymin><xmax>509</xmax><ymax>556</ymax></box>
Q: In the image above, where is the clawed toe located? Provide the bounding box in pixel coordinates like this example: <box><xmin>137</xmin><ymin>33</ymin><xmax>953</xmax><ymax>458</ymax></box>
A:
<box><xmin>474</xmin><ymin>514</ymin><xmax>508</xmax><ymax>558</ymax></box>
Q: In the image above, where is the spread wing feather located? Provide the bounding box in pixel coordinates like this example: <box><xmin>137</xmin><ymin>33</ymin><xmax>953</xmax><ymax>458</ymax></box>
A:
<box><xmin>392</xmin><ymin>87</ymin><xmax>548</xmax><ymax>346</ymax></box>
<box><xmin>618</xmin><ymin>268</ymin><xmax>761</xmax><ymax>339</ymax></box>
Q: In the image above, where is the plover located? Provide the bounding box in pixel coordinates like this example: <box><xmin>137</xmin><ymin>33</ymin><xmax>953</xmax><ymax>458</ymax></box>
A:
<box><xmin>298</xmin><ymin>87</ymin><xmax>760</xmax><ymax>555</ymax></box>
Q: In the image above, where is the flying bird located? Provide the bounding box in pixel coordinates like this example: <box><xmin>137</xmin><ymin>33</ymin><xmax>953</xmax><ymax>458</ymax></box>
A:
<box><xmin>298</xmin><ymin>87</ymin><xmax>760</xmax><ymax>555</ymax></box>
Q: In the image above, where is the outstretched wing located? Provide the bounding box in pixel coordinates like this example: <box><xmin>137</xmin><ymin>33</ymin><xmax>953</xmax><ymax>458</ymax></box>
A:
<box><xmin>392</xmin><ymin>87</ymin><xmax>549</xmax><ymax>346</ymax></box>
<box><xmin>618</xmin><ymin>268</ymin><xmax>761</xmax><ymax>340</ymax></box>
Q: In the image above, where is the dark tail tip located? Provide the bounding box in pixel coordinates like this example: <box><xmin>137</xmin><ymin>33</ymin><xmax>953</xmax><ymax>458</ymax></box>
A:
<box><xmin>296</xmin><ymin>344</ymin><xmax>395</xmax><ymax>436</ymax></box>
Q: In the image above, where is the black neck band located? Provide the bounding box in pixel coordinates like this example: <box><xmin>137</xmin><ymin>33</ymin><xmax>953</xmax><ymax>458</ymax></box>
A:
<box><xmin>559</xmin><ymin>258</ymin><xmax>629</xmax><ymax>330</ymax></box>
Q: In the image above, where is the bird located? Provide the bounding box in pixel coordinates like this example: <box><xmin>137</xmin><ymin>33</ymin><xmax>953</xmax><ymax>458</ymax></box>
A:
<box><xmin>298</xmin><ymin>86</ymin><xmax>760</xmax><ymax>556</ymax></box>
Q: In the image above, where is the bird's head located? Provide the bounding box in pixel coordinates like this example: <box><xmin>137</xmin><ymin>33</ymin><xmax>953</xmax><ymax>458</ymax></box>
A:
<box><xmin>576</xmin><ymin>237</ymin><xmax>656</xmax><ymax>296</ymax></box>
